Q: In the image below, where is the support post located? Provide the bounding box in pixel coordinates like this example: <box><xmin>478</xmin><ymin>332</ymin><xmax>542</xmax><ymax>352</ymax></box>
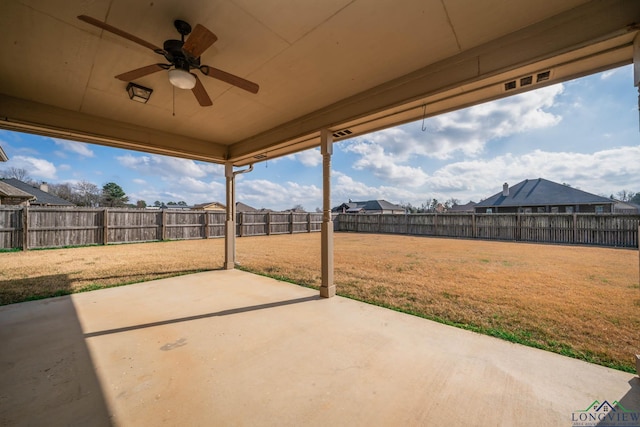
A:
<box><xmin>320</xmin><ymin>129</ymin><xmax>335</xmax><ymax>298</ymax></box>
<box><xmin>224</xmin><ymin>162</ymin><xmax>236</xmax><ymax>270</ymax></box>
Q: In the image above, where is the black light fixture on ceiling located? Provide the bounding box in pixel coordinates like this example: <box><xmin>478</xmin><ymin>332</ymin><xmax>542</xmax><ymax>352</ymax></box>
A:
<box><xmin>126</xmin><ymin>82</ymin><xmax>153</xmax><ymax>103</ymax></box>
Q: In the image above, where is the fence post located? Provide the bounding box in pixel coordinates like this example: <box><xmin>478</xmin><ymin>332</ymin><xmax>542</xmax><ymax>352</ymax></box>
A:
<box><xmin>103</xmin><ymin>208</ymin><xmax>109</xmax><ymax>245</ymax></box>
<box><xmin>307</xmin><ymin>213</ymin><xmax>311</xmax><ymax>233</ymax></box>
<box><xmin>161</xmin><ymin>209</ymin><xmax>167</xmax><ymax>241</ymax></box>
<box><xmin>472</xmin><ymin>213</ymin><xmax>477</xmax><ymax>238</ymax></box>
<box><xmin>203</xmin><ymin>211</ymin><xmax>209</xmax><ymax>239</ymax></box>
<box><xmin>266</xmin><ymin>212</ymin><xmax>270</xmax><ymax>235</ymax></box>
<box><xmin>290</xmin><ymin>212</ymin><xmax>294</xmax><ymax>234</ymax></box>
<box><xmin>21</xmin><ymin>206</ymin><xmax>28</xmax><ymax>251</ymax></box>
<box><xmin>434</xmin><ymin>213</ymin><xmax>438</xmax><ymax>236</ymax></box>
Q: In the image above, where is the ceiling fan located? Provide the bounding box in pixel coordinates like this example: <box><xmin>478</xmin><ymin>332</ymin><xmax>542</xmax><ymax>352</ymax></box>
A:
<box><xmin>78</xmin><ymin>15</ymin><xmax>259</xmax><ymax>107</ymax></box>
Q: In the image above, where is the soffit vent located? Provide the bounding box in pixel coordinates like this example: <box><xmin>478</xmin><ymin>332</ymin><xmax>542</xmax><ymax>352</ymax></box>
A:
<box><xmin>504</xmin><ymin>70</ymin><xmax>552</xmax><ymax>92</ymax></box>
<box><xmin>332</xmin><ymin>129</ymin><xmax>353</xmax><ymax>138</ymax></box>
<box><xmin>254</xmin><ymin>153</ymin><xmax>267</xmax><ymax>160</ymax></box>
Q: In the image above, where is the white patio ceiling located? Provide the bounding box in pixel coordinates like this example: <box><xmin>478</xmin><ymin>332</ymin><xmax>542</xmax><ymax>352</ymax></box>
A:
<box><xmin>0</xmin><ymin>0</ymin><xmax>638</xmax><ymax>166</ymax></box>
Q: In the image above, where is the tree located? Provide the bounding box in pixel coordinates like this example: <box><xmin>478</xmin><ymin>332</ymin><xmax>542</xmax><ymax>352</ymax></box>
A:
<box><xmin>630</xmin><ymin>192</ymin><xmax>640</xmax><ymax>205</ymax></box>
<box><xmin>401</xmin><ymin>202</ymin><xmax>418</xmax><ymax>213</ymax></box>
<box><xmin>101</xmin><ymin>182</ymin><xmax>129</xmax><ymax>207</ymax></box>
<box><xmin>136</xmin><ymin>200</ymin><xmax>147</xmax><ymax>208</ymax></box>
<box><xmin>444</xmin><ymin>197</ymin><xmax>460</xmax><ymax>210</ymax></box>
<box><xmin>616</xmin><ymin>190</ymin><xmax>633</xmax><ymax>202</ymax></box>
<box><xmin>291</xmin><ymin>204</ymin><xmax>305</xmax><ymax>212</ymax></box>
<box><xmin>154</xmin><ymin>200</ymin><xmax>162</xmax><ymax>207</ymax></box>
<box><xmin>0</xmin><ymin>167</ymin><xmax>32</xmax><ymax>182</ymax></box>
<box><xmin>178</xmin><ymin>201</ymin><xmax>187</xmax><ymax>206</ymax></box>
<box><xmin>74</xmin><ymin>180</ymin><xmax>100</xmax><ymax>207</ymax></box>
<box><xmin>48</xmin><ymin>183</ymin><xmax>74</xmax><ymax>202</ymax></box>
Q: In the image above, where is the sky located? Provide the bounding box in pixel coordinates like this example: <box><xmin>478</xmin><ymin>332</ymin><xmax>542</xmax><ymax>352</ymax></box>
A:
<box><xmin>1</xmin><ymin>64</ymin><xmax>639</xmax><ymax>211</ymax></box>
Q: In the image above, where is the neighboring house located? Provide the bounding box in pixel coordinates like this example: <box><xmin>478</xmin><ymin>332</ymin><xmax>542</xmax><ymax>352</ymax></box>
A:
<box><xmin>0</xmin><ymin>179</ymin><xmax>74</xmax><ymax>207</ymax></box>
<box><xmin>448</xmin><ymin>201</ymin><xmax>477</xmax><ymax>213</ymax></box>
<box><xmin>0</xmin><ymin>180</ymin><xmax>35</xmax><ymax>205</ymax></box>
<box><xmin>474</xmin><ymin>178</ymin><xmax>615</xmax><ymax>214</ymax></box>
<box><xmin>192</xmin><ymin>201</ymin><xmax>226</xmax><ymax>211</ymax></box>
<box><xmin>613</xmin><ymin>200</ymin><xmax>640</xmax><ymax>214</ymax></box>
<box><xmin>192</xmin><ymin>201</ymin><xmax>258</xmax><ymax>212</ymax></box>
<box><xmin>237</xmin><ymin>202</ymin><xmax>258</xmax><ymax>213</ymax></box>
<box><xmin>332</xmin><ymin>200</ymin><xmax>405</xmax><ymax>214</ymax></box>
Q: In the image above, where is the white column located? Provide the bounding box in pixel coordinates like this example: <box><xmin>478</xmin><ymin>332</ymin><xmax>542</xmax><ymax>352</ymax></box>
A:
<box><xmin>224</xmin><ymin>162</ymin><xmax>236</xmax><ymax>270</ymax></box>
<box><xmin>320</xmin><ymin>129</ymin><xmax>335</xmax><ymax>298</ymax></box>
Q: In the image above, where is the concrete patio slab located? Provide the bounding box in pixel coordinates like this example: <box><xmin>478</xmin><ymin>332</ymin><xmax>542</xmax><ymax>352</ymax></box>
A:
<box><xmin>1</xmin><ymin>270</ymin><xmax>638</xmax><ymax>426</ymax></box>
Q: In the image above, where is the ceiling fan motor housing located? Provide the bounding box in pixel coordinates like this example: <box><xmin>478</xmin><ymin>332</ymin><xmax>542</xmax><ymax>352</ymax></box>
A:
<box><xmin>163</xmin><ymin>39</ymin><xmax>201</xmax><ymax>70</ymax></box>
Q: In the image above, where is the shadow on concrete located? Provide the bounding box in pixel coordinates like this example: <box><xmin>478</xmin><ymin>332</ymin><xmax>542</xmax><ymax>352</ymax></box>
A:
<box><xmin>0</xmin><ymin>295</ymin><xmax>112</xmax><ymax>426</ymax></box>
<box><xmin>0</xmin><ymin>270</ymin><xmax>217</xmax><ymax>306</ymax></box>
<box><xmin>85</xmin><ymin>295</ymin><xmax>320</xmax><ymax>338</ymax></box>
<box><xmin>594</xmin><ymin>377</ymin><xmax>640</xmax><ymax>426</ymax></box>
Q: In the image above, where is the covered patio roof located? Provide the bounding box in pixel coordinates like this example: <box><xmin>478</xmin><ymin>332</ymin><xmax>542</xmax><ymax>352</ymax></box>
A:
<box><xmin>1</xmin><ymin>1</ymin><xmax>639</xmax><ymax>166</ymax></box>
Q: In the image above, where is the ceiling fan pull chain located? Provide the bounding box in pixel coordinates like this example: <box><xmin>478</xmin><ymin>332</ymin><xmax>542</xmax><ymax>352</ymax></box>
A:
<box><xmin>172</xmin><ymin>86</ymin><xmax>176</xmax><ymax>116</ymax></box>
<box><xmin>421</xmin><ymin>104</ymin><xmax>427</xmax><ymax>132</ymax></box>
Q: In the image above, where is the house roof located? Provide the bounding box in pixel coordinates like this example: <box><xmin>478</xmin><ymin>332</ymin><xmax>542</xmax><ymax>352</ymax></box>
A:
<box><xmin>0</xmin><ymin>180</ymin><xmax>34</xmax><ymax>200</ymax></box>
<box><xmin>333</xmin><ymin>200</ymin><xmax>404</xmax><ymax>212</ymax></box>
<box><xmin>192</xmin><ymin>201</ymin><xmax>257</xmax><ymax>212</ymax></box>
<box><xmin>236</xmin><ymin>202</ymin><xmax>257</xmax><ymax>212</ymax></box>
<box><xmin>449</xmin><ymin>202</ymin><xmax>477</xmax><ymax>212</ymax></box>
<box><xmin>613</xmin><ymin>200</ymin><xmax>640</xmax><ymax>213</ymax></box>
<box><xmin>0</xmin><ymin>1</ymin><xmax>637</xmax><ymax>166</ymax></box>
<box><xmin>0</xmin><ymin>179</ymin><xmax>74</xmax><ymax>206</ymax></box>
<box><xmin>192</xmin><ymin>201</ymin><xmax>226</xmax><ymax>210</ymax></box>
<box><xmin>475</xmin><ymin>178</ymin><xmax>614</xmax><ymax>208</ymax></box>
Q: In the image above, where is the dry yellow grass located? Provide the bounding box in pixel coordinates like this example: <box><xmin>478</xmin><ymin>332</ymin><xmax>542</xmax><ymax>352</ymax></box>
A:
<box><xmin>1</xmin><ymin>233</ymin><xmax>638</xmax><ymax>371</ymax></box>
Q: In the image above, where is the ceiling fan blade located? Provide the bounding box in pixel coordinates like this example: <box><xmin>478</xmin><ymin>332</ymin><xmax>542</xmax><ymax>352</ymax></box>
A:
<box><xmin>192</xmin><ymin>75</ymin><xmax>213</xmax><ymax>106</ymax></box>
<box><xmin>115</xmin><ymin>64</ymin><xmax>165</xmax><ymax>81</ymax></box>
<box><xmin>201</xmin><ymin>66</ymin><xmax>259</xmax><ymax>94</ymax></box>
<box><xmin>78</xmin><ymin>15</ymin><xmax>162</xmax><ymax>53</ymax></box>
<box><xmin>182</xmin><ymin>24</ymin><xmax>217</xmax><ymax>58</ymax></box>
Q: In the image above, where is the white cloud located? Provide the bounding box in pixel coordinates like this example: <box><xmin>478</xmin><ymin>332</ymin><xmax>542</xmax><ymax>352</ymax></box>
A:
<box><xmin>5</xmin><ymin>156</ymin><xmax>57</xmax><ymax>180</ymax></box>
<box><xmin>117</xmin><ymin>154</ymin><xmax>224</xmax><ymax>179</ymax></box>
<box><xmin>290</xmin><ymin>149</ymin><xmax>322</xmax><ymax>167</ymax></box>
<box><xmin>237</xmin><ymin>179</ymin><xmax>322</xmax><ymax>211</ymax></box>
<box><xmin>325</xmin><ymin>146</ymin><xmax>640</xmax><ymax>208</ymax></box>
<box><xmin>340</xmin><ymin>84</ymin><xmax>565</xmax><ymax>185</ymax></box>
<box><xmin>600</xmin><ymin>69</ymin><xmax>620</xmax><ymax>80</ymax></box>
<box><xmin>53</xmin><ymin>138</ymin><xmax>95</xmax><ymax>157</ymax></box>
<box><xmin>347</xmin><ymin>142</ymin><xmax>430</xmax><ymax>186</ymax></box>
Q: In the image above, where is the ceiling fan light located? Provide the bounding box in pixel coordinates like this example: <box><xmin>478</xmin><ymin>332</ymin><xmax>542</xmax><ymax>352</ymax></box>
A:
<box><xmin>168</xmin><ymin>69</ymin><xmax>196</xmax><ymax>89</ymax></box>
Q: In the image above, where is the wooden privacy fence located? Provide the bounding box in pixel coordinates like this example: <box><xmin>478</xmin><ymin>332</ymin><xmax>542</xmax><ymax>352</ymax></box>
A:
<box><xmin>0</xmin><ymin>207</ymin><xmax>322</xmax><ymax>250</ymax></box>
<box><xmin>334</xmin><ymin>213</ymin><xmax>640</xmax><ymax>248</ymax></box>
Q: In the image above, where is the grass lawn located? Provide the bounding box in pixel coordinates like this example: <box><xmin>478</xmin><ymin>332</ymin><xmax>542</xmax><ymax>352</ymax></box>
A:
<box><xmin>1</xmin><ymin>233</ymin><xmax>638</xmax><ymax>372</ymax></box>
